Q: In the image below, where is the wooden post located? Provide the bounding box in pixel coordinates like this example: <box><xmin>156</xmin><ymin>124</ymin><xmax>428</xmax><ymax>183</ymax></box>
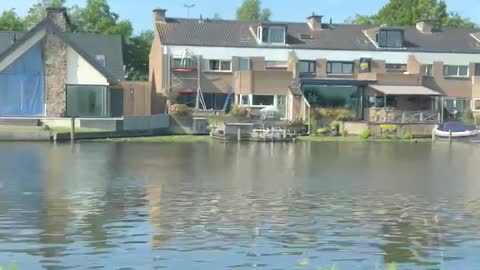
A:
<box><xmin>70</xmin><ymin>116</ymin><xmax>76</xmax><ymax>143</ymax></box>
<box><xmin>237</xmin><ymin>127</ymin><xmax>241</xmax><ymax>142</ymax></box>
<box><xmin>449</xmin><ymin>129</ymin><xmax>452</xmax><ymax>144</ymax></box>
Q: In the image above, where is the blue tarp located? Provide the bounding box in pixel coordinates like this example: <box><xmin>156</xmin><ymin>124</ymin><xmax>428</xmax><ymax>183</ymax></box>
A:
<box><xmin>0</xmin><ymin>42</ymin><xmax>45</xmax><ymax>116</ymax></box>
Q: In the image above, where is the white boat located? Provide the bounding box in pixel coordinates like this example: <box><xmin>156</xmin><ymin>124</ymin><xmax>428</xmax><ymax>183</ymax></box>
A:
<box><xmin>433</xmin><ymin>122</ymin><xmax>480</xmax><ymax>138</ymax></box>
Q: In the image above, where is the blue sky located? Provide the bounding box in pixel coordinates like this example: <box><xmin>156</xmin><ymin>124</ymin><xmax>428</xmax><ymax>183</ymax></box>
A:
<box><xmin>1</xmin><ymin>0</ymin><xmax>479</xmax><ymax>33</ymax></box>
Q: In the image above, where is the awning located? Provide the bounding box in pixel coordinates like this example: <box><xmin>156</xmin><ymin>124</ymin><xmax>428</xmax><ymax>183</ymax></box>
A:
<box><xmin>370</xmin><ymin>85</ymin><xmax>442</xmax><ymax>96</ymax></box>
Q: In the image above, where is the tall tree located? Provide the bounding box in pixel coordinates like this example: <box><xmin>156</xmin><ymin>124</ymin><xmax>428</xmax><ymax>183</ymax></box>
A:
<box><xmin>0</xmin><ymin>9</ymin><xmax>25</xmax><ymax>31</ymax></box>
<box><xmin>24</xmin><ymin>0</ymin><xmax>65</xmax><ymax>29</ymax></box>
<box><xmin>345</xmin><ymin>14</ymin><xmax>378</xmax><ymax>25</ymax></box>
<box><xmin>236</xmin><ymin>0</ymin><xmax>271</xmax><ymax>21</ymax></box>
<box><xmin>71</xmin><ymin>0</ymin><xmax>132</xmax><ymax>37</ymax></box>
<box><xmin>124</xmin><ymin>30</ymin><xmax>154</xmax><ymax>80</ymax></box>
<box><xmin>446</xmin><ymin>12</ymin><xmax>476</xmax><ymax>28</ymax></box>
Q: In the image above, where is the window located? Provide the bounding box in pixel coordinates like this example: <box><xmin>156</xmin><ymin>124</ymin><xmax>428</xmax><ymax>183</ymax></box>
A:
<box><xmin>443</xmin><ymin>65</ymin><xmax>469</xmax><ymax>77</ymax></box>
<box><xmin>240</xmin><ymin>95</ymin><xmax>250</xmax><ymax>106</ymax></box>
<box><xmin>208</xmin><ymin>60</ymin><xmax>231</xmax><ymax>71</ymax></box>
<box><xmin>256</xmin><ymin>26</ymin><xmax>286</xmax><ymax>44</ymax></box>
<box><xmin>377</xmin><ymin>30</ymin><xmax>403</xmax><ymax>48</ymax></box>
<box><xmin>265</xmin><ymin>60</ymin><xmax>288</xmax><ymax>69</ymax></box>
<box><xmin>238</xmin><ymin>57</ymin><xmax>250</xmax><ymax>71</ymax></box>
<box><xmin>95</xmin><ymin>54</ymin><xmax>106</xmax><ymax>67</ymax></box>
<box><xmin>385</xmin><ymin>63</ymin><xmax>407</xmax><ymax>72</ymax></box>
<box><xmin>299</xmin><ymin>60</ymin><xmax>316</xmax><ymax>75</ymax></box>
<box><xmin>66</xmin><ymin>85</ymin><xmax>108</xmax><ymax>117</ymax></box>
<box><xmin>252</xmin><ymin>95</ymin><xmax>274</xmax><ymax>106</ymax></box>
<box><xmin>474</xmin><ymin>99</ymin><xmax>480</xmax><ymax>111</ymax></box>
<box><xmin>475</xmin><ymin>63</ymin><xmax>480</xmax><ymax>76</ymax></box>
<box><xmin>421</xmin><ymin>64</ymin><xmax>433</xmax><ymax>76</ymax></box>
<box><xmin>327</xmin><ymin>61</ymin><xmax>354</xmax><ymax>74</ymax></box>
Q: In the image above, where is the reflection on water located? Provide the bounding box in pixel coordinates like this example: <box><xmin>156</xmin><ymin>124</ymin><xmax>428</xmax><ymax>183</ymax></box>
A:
<box><xmin>1</xmin><ymin>142</ymin><xmax>480</xmax><ymax>269</ymax></box>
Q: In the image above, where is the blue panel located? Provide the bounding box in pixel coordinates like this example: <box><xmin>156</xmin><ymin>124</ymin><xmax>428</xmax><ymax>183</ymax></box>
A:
<box><xmin>0</xmin><ymin>42</ymin><xmax>45</xmax><ymax>116</ymax></box>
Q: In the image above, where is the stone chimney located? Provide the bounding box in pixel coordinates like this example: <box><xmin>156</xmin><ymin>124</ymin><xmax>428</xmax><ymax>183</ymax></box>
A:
<box><xmin>46</xmin><ymin>7</ymin><xmax>68</xmax><ymax>31</ymax></box>
<box><xmin>416</xmin><ymin>19</ymin><xmax>436</xmax><ymax>34</ymax></box>
<box><xmin>307</xmin><ymin>13</ymin><xmax>323</xmax><ymax>30</ymax></box>
<box><xmin>153</xmin><ymin>9</ymin><xmax>167</xmax><ymax>23</ymax></box>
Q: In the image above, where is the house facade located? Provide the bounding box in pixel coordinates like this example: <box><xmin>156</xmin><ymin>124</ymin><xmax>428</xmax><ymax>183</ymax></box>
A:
<box><xmin>0</xmin><ymin>8</ymin><xmax>125</xmax><ymax>118</ymax></box>
<box><xmin>150</xmin><ymin>9</ymin><xmax>480</xmax><ymax>123</ymax></box>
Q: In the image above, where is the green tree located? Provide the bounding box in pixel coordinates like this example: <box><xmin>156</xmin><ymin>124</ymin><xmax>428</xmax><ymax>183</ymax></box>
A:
<box><xmin>345</xmin><ymin>14</ymin><xmax>378</xmax><ymax>25</ymax></box>
<box><xmin>0</xmin><ymin>9</ymin><xmax>25</xmax><ymax>31</ymax></box>
<box><xmin>236</xmin><ymin>0</ymin><xmax>271</xmax><ymax>21</ymax></box>
<box><xmin>348</xmin><ymin>0</ymin><xmax>474</xmax><ymax>28</ymax></box>
<box><xmin>446</xmin><ymin>12</ymin><xmax>476</xmax><ymax>28</ymax></box>
<box><xmin>24</xmin><ymin>0</ymin><xmax>65</xmax><ymax>29</ymax></box>
<box><xmin>125</xmin><ymin>30</ymin><xmax>154</xmax><ymax>80</ymax></box>
<box><xmin>72</xmin><ymin>0</ymin><xmax>132</xmax><ymax>37</ymax></box>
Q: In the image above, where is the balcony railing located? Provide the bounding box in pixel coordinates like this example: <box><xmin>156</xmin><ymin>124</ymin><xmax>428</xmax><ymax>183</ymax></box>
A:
<box><xmin>369</xmin><ymin>108</ymin><xmax>440</xmax><ymax>124</ymax></box>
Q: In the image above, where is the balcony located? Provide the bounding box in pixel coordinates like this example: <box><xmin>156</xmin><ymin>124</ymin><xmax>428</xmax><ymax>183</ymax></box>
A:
<box><xmin>234</xmin><ymin>70</ymin><xmax>293</xmax><ymax>95</ymax></box>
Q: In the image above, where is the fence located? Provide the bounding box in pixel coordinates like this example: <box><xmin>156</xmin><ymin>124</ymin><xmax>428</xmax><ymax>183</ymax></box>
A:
<box><xmin>369</xmin><ymin>108</ymin><xmax>440</xmax><ymax>124</ymax></box>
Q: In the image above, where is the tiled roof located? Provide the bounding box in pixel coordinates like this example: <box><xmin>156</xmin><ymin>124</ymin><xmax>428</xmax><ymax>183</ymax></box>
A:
<box><xmin>0</xmin><ymin>26</ymin><xmax>124</xmax><ymax>80</ymax></box>
<box><xmin>156</xmin><ymin>18</ymin><xmax>480</xmax><ymax>54</ymax></box>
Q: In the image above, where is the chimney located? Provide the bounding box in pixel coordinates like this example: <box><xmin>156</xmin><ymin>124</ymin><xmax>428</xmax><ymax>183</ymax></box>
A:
<box><xmin>416</xmin><ymin>19</ymin><xmax>436</xmax><ymax>34</ymax></box>
<box><xmin>47</xmin><ymin>7</ymin><xmax>68</xmax><ymax>31</ymax></box>
<box><xmin>153</xmin><ymin>9</ymin><xmax>167</xmax><ymax>23</ymax></box>
<box><xmin>307</xmin><ymin>13</ymin><xmax>323</xmax><ymax>31</ymax></box>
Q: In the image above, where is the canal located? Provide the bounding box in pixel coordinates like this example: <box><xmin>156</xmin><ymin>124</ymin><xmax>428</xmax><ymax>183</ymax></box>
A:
<box><xmin>0</xmin><ymin>141</ymin><xmax>480</xmax><ymax>269</ymax></box>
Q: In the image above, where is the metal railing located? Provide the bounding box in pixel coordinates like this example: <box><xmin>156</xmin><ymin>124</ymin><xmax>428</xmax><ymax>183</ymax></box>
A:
<box><xmin>369</xmin><ymin>108</ymin><xmax>440</xmax><ymax>124</ymax></box>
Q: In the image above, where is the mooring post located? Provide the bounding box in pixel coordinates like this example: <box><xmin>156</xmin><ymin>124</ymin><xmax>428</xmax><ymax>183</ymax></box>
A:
<box><xmin>449</xmin><ymin>129</ymin><xmax>452</xmax><ymax>144</ymax></box>
<box><xmin>70</xmin><ymin>116</ymin><xmax>76</xmax><ymax>143</ymax></box>
<box><xmin>237</xmin><ymin>127</ymin><xmax>241</xmax><ymax>142</ymax></box>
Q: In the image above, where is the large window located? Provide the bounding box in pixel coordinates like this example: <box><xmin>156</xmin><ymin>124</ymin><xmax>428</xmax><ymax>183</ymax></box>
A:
<box><xmin>299</xmin><ymin>60</ymin><xmax>316</xmax><ymax>75</ymax></box>
<box><xmin>475</xmin><ymin>63</ymin><xmax>480</xmax><ymax>76</ymax></box>
<box><xmin>443</xmin><ymin>65</ymin><xmax>469</xmax><ymax>77</ymax></box>
<box><xmin>327</xmin><ymin>61</ymin><xmax>354</xmax><ymax>74</ymax></box>
<box><xmin>252</xmin><ymin>95</ymin><xmax>274</xmax><ymax>106</ymax></box>
<box><xmin>66</xmin><ymin>85</ymin><xmax>108</xmax><ymax>117</ymax></box>
<box><xmin>377</xmin><ymin>30</ymin><xmax>403</xmax><ymax>48</ymax></box>
<box><xmin>302</xmin><ymin>85</ymin><xmax>364</xmax><ymax>120</ymax></box>
<box><xmin>208</xmin><ymin>59</ymin><xmax>231</xmax><ymax>72</ymax></box>
<box><xmin>257</xmin><ymin>26</ymin><xmax>286</xmax><ymax>44</ymax></box>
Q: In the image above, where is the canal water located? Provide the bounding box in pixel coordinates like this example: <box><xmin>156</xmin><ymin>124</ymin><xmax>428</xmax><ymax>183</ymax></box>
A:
<box><xmin>0</xmin><ymin>141</ymin><xmax>480</xmax><ymax>270</ymax></box>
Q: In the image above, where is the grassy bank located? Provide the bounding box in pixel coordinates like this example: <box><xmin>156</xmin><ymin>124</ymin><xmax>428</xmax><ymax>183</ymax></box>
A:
<box><xmin>297</xmin><ymin>135</ymin><xmax>432</xmax><ymax>143</ymax></box>
<box><xmin>95</xmin><ymin>135</ymin><xmax>211</xmax><ymax>143</ymax></box>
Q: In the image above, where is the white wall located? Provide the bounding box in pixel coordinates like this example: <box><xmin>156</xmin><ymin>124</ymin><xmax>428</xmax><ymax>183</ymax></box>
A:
<box><xmin>66</xmin><ymin>47</ymin><xmax>108</xmax><ymax>85</ymax></box>
<box><xmin>166</xmin><ymin>45</ymin><xmax>480</xmax><ymax>65</ymax></box>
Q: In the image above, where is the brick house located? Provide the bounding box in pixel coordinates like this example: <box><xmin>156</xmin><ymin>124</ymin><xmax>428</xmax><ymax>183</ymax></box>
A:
<box><xmin>0</xmin><ymin>8</ymin><xmax>125</xmax><ymax>118</ymax></box>
<box><xmin>150</xmin><ymin>9</ymin><xmax>480</xmax><ymax>123</ymax></box>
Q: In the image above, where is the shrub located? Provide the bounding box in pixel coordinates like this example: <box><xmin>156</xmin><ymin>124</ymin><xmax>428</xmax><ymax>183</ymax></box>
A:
<box><xmin>229</xmin><ymin>105</ymin><xmax>249</xmax><ymax>118</ymax></box>
<box><xmin>359</xmin><ymin>129</ymin><xmax>371</xmax><ymax>140</ymax></box>
<box><xmin>169</xmin><ymin>104</ymin><xmax>191</xmax><ymax>117</ymax></box>
<box><xmin>461</xmin><ymin>110</ymin><xmax>475</xmax><ymax>125</ymax></box>
<box><xmin>336</xmin><ymin>110</ymin><xmax>355</xmax><ymax>121</ymax></box>
<box><xmin>402</xmin><ymin>128</ymin><xmax>413</xmax><ymax>140</ymax></box>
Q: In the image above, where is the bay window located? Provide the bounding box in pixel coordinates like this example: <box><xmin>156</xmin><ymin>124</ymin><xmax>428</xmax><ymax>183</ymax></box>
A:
<box><xmin>66</xmin><ymin>85</ymin><xmax>108</xmax><ymax>117</ymax></box>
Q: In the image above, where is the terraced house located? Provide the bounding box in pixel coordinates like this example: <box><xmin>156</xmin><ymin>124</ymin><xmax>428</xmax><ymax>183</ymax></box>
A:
<box><xmin>150</xmin><ymin>9</ymin><xmax>480</xmax><ymax>124</ymax></box>
<box><xmin>0</xmin><ymin>8</ymin><xmax>125</xmax><ymax>118</ymax></box>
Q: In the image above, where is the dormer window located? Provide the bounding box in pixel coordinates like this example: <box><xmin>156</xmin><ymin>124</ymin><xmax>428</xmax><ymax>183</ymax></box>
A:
<box><xmin>377</xmin><ymin>29</ymin><xmax>404</xmax><ymax>48</ymax></box>
<box><xmin>256</xmin><ymin>26</ymin><xmax>286</xmax><ymax>44</ymax></box>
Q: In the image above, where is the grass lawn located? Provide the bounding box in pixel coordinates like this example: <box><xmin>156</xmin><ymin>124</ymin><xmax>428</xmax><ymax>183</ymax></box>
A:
<box><xmin>0</xmin><ymin>125</ymin><xmax>42</xmax><ymax>132</ymax></box>
<box><xmin>297</xmin><ymin>135</ymin><xmax>432</xmax><ymax>143</ymax></box>
<box><xmin>50</xmin><ymin>127</ymin><xmax>106</xmax><ymax>134</ymax></box>
<box><xmin>95</xmin><ymin>135</ymin><xmax>211</xmax><ymax>143</ymax></box>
